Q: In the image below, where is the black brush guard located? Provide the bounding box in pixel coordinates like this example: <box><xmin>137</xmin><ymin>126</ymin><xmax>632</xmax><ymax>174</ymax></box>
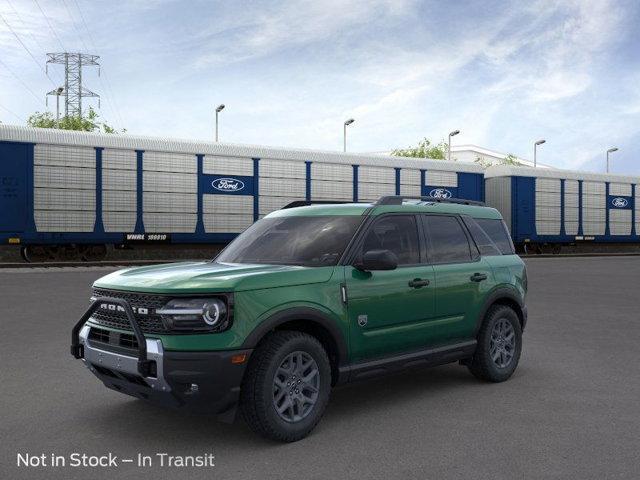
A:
<box><xmin>71</xmin><ymin>297</ymin><xmax>153</xmax><ymax>377</ymax></box>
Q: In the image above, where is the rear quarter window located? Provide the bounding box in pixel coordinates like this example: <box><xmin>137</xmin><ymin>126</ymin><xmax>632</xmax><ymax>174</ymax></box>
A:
<box><xmin>474</xmin><ymin>218</ymin><xmax>515</xmax><ymax>255</ymax></box>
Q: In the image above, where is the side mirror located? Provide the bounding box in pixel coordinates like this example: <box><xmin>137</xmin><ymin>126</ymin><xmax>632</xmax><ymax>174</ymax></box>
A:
<box><xmin>354</xmin><ymin>249</ymin><xmax>398</xmax><ymax>271</ymax></box>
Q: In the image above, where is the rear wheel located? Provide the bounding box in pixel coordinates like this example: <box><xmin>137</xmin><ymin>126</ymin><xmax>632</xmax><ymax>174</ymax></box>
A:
<box><xmin>467</xmin><ymin>305</ymin><xmax>522</xmax><ymax>382</ymax></box>
<box><xmin>240</xmin><ymin>331</ymin><xmax>331</xmax><ymax>442</ymax></box>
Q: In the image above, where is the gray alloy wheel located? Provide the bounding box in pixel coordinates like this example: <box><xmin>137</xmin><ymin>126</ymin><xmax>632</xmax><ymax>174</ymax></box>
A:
<box><xmin>489</xmin><ymin>318</ymin><xmax>516</xmax><ymax>368</ymax></box>
<box><xmin>273</xmin><ymin>351</ymin><xmax>320</xmax><ymax>423</ymax></box>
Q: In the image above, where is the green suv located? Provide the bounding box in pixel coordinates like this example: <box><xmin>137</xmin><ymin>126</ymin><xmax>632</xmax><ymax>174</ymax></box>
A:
<box><xmin>71</xmin><ymin>196</ymin><xmax>527</xmax><ymax>442</ymax></box>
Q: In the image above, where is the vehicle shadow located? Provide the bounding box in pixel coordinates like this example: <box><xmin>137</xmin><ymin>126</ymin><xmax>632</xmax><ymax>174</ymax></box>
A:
<box><xmin>82</xmin><ymin>362</ymin><xmax>492</xmax><ymax>447</ymax></box>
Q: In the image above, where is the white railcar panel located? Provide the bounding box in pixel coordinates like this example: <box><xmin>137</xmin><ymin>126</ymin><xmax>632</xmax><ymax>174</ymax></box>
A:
<box><xmin>143</xmin><ymin>192</ymin><xmax>197</xmax><ymax>213</ymax></box>
<box><xmin>535</xmin><ymin>206</ymin><xmax>561</xmax><ymax>221</ymax></box>
<box><xmin>359</xmin><ymin>166</ymin><xmax>395</xmax><ymax>184</ymax></box>
<box><xmin>103</xmin><ymin>211</ymin><xmax>136</xmax><ymax>232</ymax></box>
<box><xmin>358</xmin><ymin>182</ymin><xmax>396</xmax><ymax>202</ymax></box>
<box><xmin>535</xmin><ymin>178</ymin><xmax>560</xmax><ymax>193</ymax></box>
<box><xmin>564</xmin><ymin>180</ymin><xmax>579</xmax><ymax>194</ymax></box>
<box><xmin>103</xmin><ymin>190</ymin><xmax>136</xmax><ymax>212</ymax></box>
<box><xmin>103</xmin><ymin>169</ymin><xmax>136</xmax><ymax>191</ymax></box>
<box><xmin>426</xmin><ymin>171</ymin><xmax>457</xmax><ymax>187</ymax></box>
<box><xmin>34</xmin><ymin>144</ymin><xmax>95</xmax><ymax>168</ymax></box>
<box><xmin>609</xmin><ymin>209</ymin><xmax>632</xmax><ymax>235</ymax></box>
<box><xmin>582</xmin><ymin>208</ymin><xmax>606</xmax><ymax>222</ymax></box>
<box><xmin>564</xmin><ymin>193</ymin><xmax>579</xmax><ymax>208</ymax></box>
<box><xmin>143</xmin><ymin>171</ymin><xmax>196</xmax><ymax>193</ymax></box>
<box><xmin>144</xmin><ymin>151</ymin><xmax>196</xmax><ymax>173</ymax></box>
<box><xmin>311</xmin><ymin>163</ymin><xmax>352</xmax><ymax>182</ymax></box>
<box><xmin>259</xmin><ymin>177</ymin><xmax>306</xmax><ymax>197</ymax></box>
<box><xmin>582</xmin><ymin>195</ymin><xmax>605</xmax><ymax>208</ymax></box>
<box><xmin>400</xmin><ymin>183</ymin><xmax>421</xmax><ymax>196</ymax></box>
<box><xmin>203</xmin><ymin>194</ymin><xmax>253</xmax><ymax>214</ymax></box>
<box><xmin>565</xmin><ymin>222</ymin><xmax>579</xmax><ymax>235</ymax></box>
<box><xmin>535</xmin><ymin>191</ymin><xmax>561</xmax><ymax>207</ymax></box>
<box><xmin>103</xmin><ymin>149</ymin><xmax>136</xmax><ymax>170</ymax></box>
<box><xmin>401</xmin><ymin>169</ymin><xmax>421</xmax><ymax>186</ymax></box>
<box><xmin>34</xmin><ymin>165</ymin><xmax>95</xmax><ymax>190</ymax></box>
<box><xmin>260</xmin><ymin>159</ymin><xmax>306</xmax><ymax>179</ymax></box>
<box><xmin>536</xmin><ymin>221</ymin><xmax>561</xmax><ymax>235</ymax></box>
<box><xmin>259</xmin><ymin>196</ymin><xmax>300</xmax><ymax>215</ymax></box>
<box><xmin>203</xmin><ymin>156</ymin><xmax>254</xmax><ymax>176</ymax></box>
<box><xmin>143</xmin><ymin>213</ymin><xmax>197</xmax><ymax>232</ymax></box>
<box><xmin>35</xmin><ymin>210</ymin><xmax>95</xmax><ymax>232</ymax></box>
<box><xmin>582</xmin><ymin>181</ymin><xmax>606</xmax><ymax>195</ymax></box>
<box><xmin>609</xmin><ymin>183</ymin><xmax>632</xmax><ymax>196</ymax></box>
<box><xmin>582</xmin><ymin>221</ymin><xmax>605</xmax><ymax>235</ymax></box>
<box><xmin>311</xmin><ymin>180</ymin><xmax>353</xmax><ymax>200</ymax></box>
<box><xmin>34</xmin><ymin>188</ymin><xmax>95</xmax><ymax>211</ymax></box>
<box><xmin>203</xmin><ymin>214</ymin><xmax>254</xmax><ymax>233</ymax></box>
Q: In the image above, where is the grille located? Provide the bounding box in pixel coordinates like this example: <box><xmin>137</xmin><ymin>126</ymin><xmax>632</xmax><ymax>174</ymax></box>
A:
<box><xmin>90</xmin><ymin>288</ymin><xmax>169</xmax><ymax>333</ymax></box>
<box><xmin>88</xmin><ymin>327</ymin><xmax>140</xmax><ymax>354</ymax></box>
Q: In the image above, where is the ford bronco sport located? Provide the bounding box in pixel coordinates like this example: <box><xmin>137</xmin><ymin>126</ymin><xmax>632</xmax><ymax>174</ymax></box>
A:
<box><xmin>71</xmin><ymin>196</ymin><xmax>527</xmax><ymax>442</ymax></box>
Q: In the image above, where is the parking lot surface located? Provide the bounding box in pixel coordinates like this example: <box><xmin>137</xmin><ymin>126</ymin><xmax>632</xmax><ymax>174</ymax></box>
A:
<box><xmin>1</xmin><ymin>257</ymin><xmax>639</xmax><ymax>479</ymax></box>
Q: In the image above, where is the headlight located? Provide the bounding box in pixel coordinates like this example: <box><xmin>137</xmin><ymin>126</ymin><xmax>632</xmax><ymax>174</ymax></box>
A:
<box><xmin>157</xmin><ymin>298</ymin><xmax>229</xmax><ymax>332</ymax></box>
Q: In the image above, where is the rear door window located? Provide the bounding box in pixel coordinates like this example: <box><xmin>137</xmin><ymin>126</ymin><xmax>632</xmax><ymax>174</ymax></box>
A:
<box><xmin>423</xmin><ymin>215</ymin><xmax>473</xmax><ymax>264</ymax></box>
<box><xmin>360</xmin><ymin>215</ymin><xmax>421</xmax><ymax>265</ymax></box>
<box><xmin>461</xmin><ymin>216</ymin><xmax>502</xmax><ymax>256</ymax></box>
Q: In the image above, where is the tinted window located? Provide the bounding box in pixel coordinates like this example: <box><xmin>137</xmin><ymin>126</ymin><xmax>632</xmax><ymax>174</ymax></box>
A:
<box><xmin>462</xmin><ymin>216</ymin><xmax>501</xmax><ymax>256</ymax></box>
<box><xmin>475</xmin><ymin>218</ymin><xmax>515</xmax><ymax>254</ymax></box>
<box><xmin>424</xmin><ymin>215</ymin><xmax>472</xmax><ymax>264</ymax></box>
<box><xmin>216</xmin><ymin>215</ymin><xmax>363</xmax><ymax>266</ymax></box>
<box><xmin>360</xmin><ymin>215</ymin><xmax>420</xmax><ymax>265</ymax></box>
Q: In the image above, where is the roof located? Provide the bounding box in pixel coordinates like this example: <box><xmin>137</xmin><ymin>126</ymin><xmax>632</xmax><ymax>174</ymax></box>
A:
<box><xmin>267</xmin><ymin>201</ymin><xmax>502</xmax><ymax>220</ymax></box>
<box><xmin>0</xmin><ymin>124</ymin><xmax>484</xmax><ymax>173</ymax></box>
<box><xmin>485</xmin><ymin>164</ymin><xmax>640</xmax><ymax>184</ymax></box>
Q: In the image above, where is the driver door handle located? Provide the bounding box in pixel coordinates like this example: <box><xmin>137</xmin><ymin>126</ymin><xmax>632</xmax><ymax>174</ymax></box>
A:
<box><xmin>408</xmin><ymin>278</ymin><xmax>430</xmax><ymax>288</ymax></box>
<box><xmin>470</xmin><ymin>272</ymin><xmax>488</xmax><ymax>282</ymax></box>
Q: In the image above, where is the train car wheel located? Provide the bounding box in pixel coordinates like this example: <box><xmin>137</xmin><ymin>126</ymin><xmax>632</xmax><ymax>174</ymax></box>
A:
<box><xmin>23</xmin><ymin>245</ymin><xmax>49</xmax><ymax>263</ymax></box>
<box><xmin>552</xmin><ymin>244</ymin><xmax>562</xmax><ymax>255</ymax></box>
<box><xmin>80</xmin><ymin>244</ymin><xmax>107</xmax><ymax>262</ymax></box>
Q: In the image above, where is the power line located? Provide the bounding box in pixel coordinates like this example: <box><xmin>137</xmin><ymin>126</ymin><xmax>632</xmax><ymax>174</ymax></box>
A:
<box><xmin>5</xmin><ymin>0</ymin><xmax>65</xmax><ymax>86</ymax></box>
<box><xmin>0</xmin><ymin>102</ymin><xmax>25</xmax><ymax>122</ymax></box>
<box><xmin>60</xmin><ymin>0</ymin><xmax>90</xmax><ymax>52</ymax></box>
<box><xmin>0</xmin><ymin>12</ymin><xmax>57</xmax><ymax>88</ymax></box>
<box><xmin>0</xmin><ymin>57</ymin><xmax>46</xmax><ymax>106</ymax></box>
<box><xmin>33</xmin><ymin>0</ymin><xmax>66</xmax><ymax>52</ymax></box>
<box><xmin>69</xmin><ymin>0</ymin><xmax>125</xmax><ymax>128</ymax></box>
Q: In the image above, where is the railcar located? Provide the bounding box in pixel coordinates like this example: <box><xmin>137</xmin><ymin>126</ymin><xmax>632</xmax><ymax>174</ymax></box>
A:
<box><xmin>0</xmin><ymin>125</ymin><xmax>484</xmax><ymax>261</ymax></box>
<box><xmin>485</xmin><ymin>165</ymin><xmax>640</xmax><ymax>253</ymax></box>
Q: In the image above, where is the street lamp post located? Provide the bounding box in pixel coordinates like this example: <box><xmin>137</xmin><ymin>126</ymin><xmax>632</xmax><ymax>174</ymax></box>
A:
<box><xmin>606</xmin><ymin>147</ymin><xmax>618</xmax><ymax>173</ymax></box>
<box><xmin>448</xmin><ymin>130</ymin><xmax>460</xmax><ymax>161</ymax></box>
<box><xmin>534</xmin><ymin>139</ymin><xmax>546</xmax><ymax>167</ymax></box>
<box><xmin>55</xmin><ymin>87</ymin><xmax>64</xmax><ymax>127</ymax></box>
<box><xmin>343</xmin><ymin>118</ymin><xmax>355</xmax><ymax>152</ymax></box>
<box><xmin>215</xmin><ymin>104</ymin><xmax>225</xmax><ymax>142</ymax></box>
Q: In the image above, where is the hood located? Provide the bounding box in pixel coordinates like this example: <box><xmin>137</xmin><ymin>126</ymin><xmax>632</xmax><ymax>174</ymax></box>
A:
<box><xmin>93</xmin><ymin>261</ymin><xmax>336</xmax><ymax>294</ymax></box>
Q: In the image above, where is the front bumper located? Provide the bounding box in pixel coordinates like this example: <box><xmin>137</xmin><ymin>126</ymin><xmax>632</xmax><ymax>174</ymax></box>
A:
<box><xmin>72</xmin><ymin>298</ymin><xmax>251</xmax><ymax>419</ymax></box>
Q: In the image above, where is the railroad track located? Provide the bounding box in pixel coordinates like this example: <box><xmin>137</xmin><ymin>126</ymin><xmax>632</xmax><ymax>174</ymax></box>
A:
<box><xmin>3</xmin><ymin>252</ymin><xmax>640</xmax><ymax>268</ymax></box>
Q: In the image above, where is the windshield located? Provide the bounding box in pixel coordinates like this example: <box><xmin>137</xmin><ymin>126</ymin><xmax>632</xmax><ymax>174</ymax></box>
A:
<box><xmin>215</xmin><ymin>215</ymin><xmax>364</xmax><ymax>267</ymax></box>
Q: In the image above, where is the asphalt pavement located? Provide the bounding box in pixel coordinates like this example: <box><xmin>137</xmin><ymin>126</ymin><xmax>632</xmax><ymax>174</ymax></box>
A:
<box><xmin>1</xmin><ymin>257</ymin><xmax>639</xmax><ymax>479</ymax></box>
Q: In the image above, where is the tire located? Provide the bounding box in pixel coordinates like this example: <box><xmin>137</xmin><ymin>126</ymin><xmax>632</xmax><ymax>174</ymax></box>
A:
<box><xmin>467</xmin><ymin>305</ymin><xmax>522</xmax><ymax>382</ymax></box>
<box><xmin>240</xmin><ymin>330</ymin><xmax>332</xmax><ymax>442</ymax></box>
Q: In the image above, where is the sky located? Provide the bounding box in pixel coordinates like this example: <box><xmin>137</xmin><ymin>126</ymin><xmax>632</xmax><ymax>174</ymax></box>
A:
<box><xmin>1</xmin><ymin>0</ymin><xmax>639</xmax><ymax>174</ymax></box>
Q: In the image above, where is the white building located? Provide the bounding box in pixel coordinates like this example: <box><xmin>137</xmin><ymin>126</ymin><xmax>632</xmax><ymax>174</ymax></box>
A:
<box><xmin>451</xmin><ymin>145</ymin><xmax>552</xmax><ymax>169</ymax></box>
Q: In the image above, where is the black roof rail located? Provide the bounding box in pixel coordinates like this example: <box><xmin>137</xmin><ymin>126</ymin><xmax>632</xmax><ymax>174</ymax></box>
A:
<box><xmin>281</xmin><ymin>200</ymin><xmax>354</xmax><ymax>209</ymax></box>
<box><xmin>375</xmin><ymin>196</ymin><xmax>485</xmax><ymax>207</ymax></box>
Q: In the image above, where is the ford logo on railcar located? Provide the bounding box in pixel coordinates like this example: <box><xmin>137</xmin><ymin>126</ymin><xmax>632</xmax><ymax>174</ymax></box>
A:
<box><xmin>429</xmin><ymin>188</ymin><xmax>452</xmax><ymax>199</ymax></box>
<box><xmin>212</xmin><ymin>178</ymin><xmax>244</xmax><ymax>192</ymax></box>
<box><xmin>611</xmin><ymin>197</ymin><xmax>628</xmax><ymax>208</ymax></box>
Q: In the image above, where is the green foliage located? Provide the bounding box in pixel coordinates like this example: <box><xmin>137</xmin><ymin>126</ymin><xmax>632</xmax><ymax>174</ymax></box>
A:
<box><xmin>475</xmin><ymin>153</ymin><xmax>523</xmax><ymax>168</ymax></box>
<box><xmin>27</xmin><ymin>107</ymin><xmax>124</xmax><ymax>134</ymax></box>
<box><xmin>391</xmin><ymin>138</ymin><xmax>449</xmax><ymax>160</ymax></box>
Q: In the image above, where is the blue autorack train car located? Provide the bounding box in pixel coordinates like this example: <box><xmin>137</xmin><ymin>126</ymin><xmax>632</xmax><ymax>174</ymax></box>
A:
<box><xmin>0</xmin><ymin>125</ymin><xmax>485</xmax><ymax>261</ymax></box>
<box><xmin>485</xmin><ymin>165</ymin><xmax>640</xmax><ymax>253</ymax></box>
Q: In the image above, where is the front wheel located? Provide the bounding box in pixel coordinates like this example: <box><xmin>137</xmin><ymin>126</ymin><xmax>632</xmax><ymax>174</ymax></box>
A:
<box><xmin>467</xmin><ymin>305</ymin><xmax>522</xmax><ymax>382</ymax></box>
<box><xmin>240</xmin><ymin>331</ymin><xmax>331</xmax><ymax>442</ymax></box>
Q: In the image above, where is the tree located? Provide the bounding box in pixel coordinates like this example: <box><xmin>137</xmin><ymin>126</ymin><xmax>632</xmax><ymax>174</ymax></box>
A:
<box><xmin>391</xmin><ymin>138</ymin><xmax>449</xmax><ymax>160</ymax></box>
<box><xmin>475</xmin><ymin>153</ymin><xmax>523</xmax><ymax>168</ymax></box>
<box><xmin>27</xmin><ymin>107</ymin><xmax>124</xmax><ymax>133</ymax></box>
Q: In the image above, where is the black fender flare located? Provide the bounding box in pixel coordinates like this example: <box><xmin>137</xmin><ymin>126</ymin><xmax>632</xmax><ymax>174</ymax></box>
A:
<box><xmin>241</xmin><ymin>307</ymin><xmax>349</xmax><ymax>365</ymax></box>
<box><xmin>475</xmin><ymin>287</ymin><xmax>526</xmax><ymax>335</ymax></box>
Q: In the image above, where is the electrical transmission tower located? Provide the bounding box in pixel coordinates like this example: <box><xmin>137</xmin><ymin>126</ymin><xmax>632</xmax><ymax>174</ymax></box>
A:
<box><xmin>46</xmin><ymin>53</ymin><xmax>100</xmax><ymax>118</ymax></box>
